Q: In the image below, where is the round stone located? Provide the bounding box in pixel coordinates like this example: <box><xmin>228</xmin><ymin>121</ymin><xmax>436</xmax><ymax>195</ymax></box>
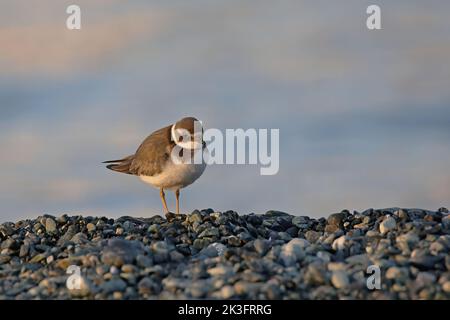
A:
<box><xmin>379</xmin><ymin>216</ymin><xmax>397</xmax><ymax>234</ymax></box>
<box><xmin>331</xmin><ymin>271</ymin><xmax>350</xmax><ymax>289</ymax></box>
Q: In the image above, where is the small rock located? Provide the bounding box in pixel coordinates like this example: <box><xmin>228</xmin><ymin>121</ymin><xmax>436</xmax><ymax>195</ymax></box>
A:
<box><xmin>265</xmin><ymin>284</ymin><xmax>282</xmax><ymax>299</ymax></box>
<box><xmin>415</xmin><ymin>272</ymin><xmax>436</xmax><ymax>288</ymax></box>
<box><xmin>198</xmin><ymin>228</ymin><xmax>220</xmax><ymax>238</ymax></box>
<box><xmin>56</xmin><ymin>258</ymin><xmax>71</xmax><ymax>270</ymax></box>
<box><xmin>437</xmin><ymin>207</ymin><xmax>448</xmax><ymax>213</ymax></box>
<box><xmin>0</xmin><ymin>223</ymin><xmax>15</xmax><ymax>237</ymax></box>
<box><xmin>304</xmin><ymin>263</ymin><xmax>326</xmax><ymax>285</ymax></box>
<box><xmin>193</xmin><ymin>238</ymin><xmax>211</xmax><ymax>250</ymax></box>
<box><xmin>327</xmin><ymin>212</ymin><xmax>346</xmax><ymax>227</ymax></box>
<box><xmin>71</xmin><ymin>232</ymin><xmax>88</xmax><ymax>244</ymax></box>
<box><xmin>430</xmin><ymin>241</ymin><xmax>446</xmax><ymax>254</ymax></box>
<box><xmin>411</xmin><ymin>252</ymin><xmax>443</xmax><ymax>270</ymax></box>
<box><xmin>332</xmin><ymin>235</ymin><xmax>347</xmax><ymax>251</ymax></box>
<box><xmin>253</xmin><ymin>239</ymin><xmax>269</xmax><ymax>256</ymax></box>
<box><xmin>208</xmin><ymin>265</ymin><xmax>235</xmax><ymax>277</ymax></box>
<box><xmin>331</xmin><ymin>271</ymin><xmax>350</xmax><ymax>289</ymax></box>
<box><xmin>46</xmin><ymin>255</ymin><xmax>54</xmax><ymax>264</ymax></box>
<box><xmin>292</xmin><ymin>216</ymin><xmax>309</xmax><ymax>228</ymax></box>
<box><xmin>1</xmin><ymin>238</ymin><xmax>19</xmax><ymax>250</ymax></box>
<box><xmin>277</xmin><ymin>232</ymin><xmax>292</xmax><ymax>242</ymax></box>
<box><xmin>324</xmin><ymin>224</ymin><xmax>340</xmax><ymax>233</ymax></box>
<box><xmin>121</xmin><ymin>264</ymin><xmax>136</xmax><ymax>273</ymax></box>
<box><xmin>386</xmin><ymin>267</ymin><xmax>408</xmax><ymax>280</ymax></box>
<box><xmin>136</xmin><ymin>254</ymin><xmax>153</xmax><ymax>268</ymax></box>
<box><xmin>113</xmin><ymin>292</ymin><xmax>123</xmax><ymax>299</ymax></box>
<box><xmin>442</xmin><ymin>282</ymin><xmax>450</xmax><ymax>293</ymax></box>
<box><xmin>19</xmin><ymin>244</ymin><xmax>30</xmax><ymax>258</ymax></box>
<box><xmin>396</xmin><ymin>232</ymin><xmax>419</xmax><ymax>253</ymax></box>
<box><xmin>0</xmin><ymin>254</ymin><xmax>11</xmax><ymax>264</ymax></box>
<box><xmin>45</xmin><ymin>218</ymin><xmax>57</xmax><ymax>234</ymax></box>
<box><xmin>102</xmin><ymin>238</ymin><xmax>143</xmax><ymax>267</ymax></box>
<box><xmin>101</xmin><ymin>278</ymin><xmax>127</xmax><ymax>294</ymax></box>
<box><xmin>395</xmin><ymin>209</ymin><xmax>409</xmax><ymax>220</ymax></box>
<box><xmin>170</xmin><ymin>250</ymin><xmax>184</xmax><ymax>262</ymax></box>
<box><xmin>280</xmin><ymin>238</ymin><xmax>309</xmax><ymax>267</ymax></box>
<box><xmin>29</xmin><ymin>254</ymin><xmax>46</xmax><ymax>263</ymax></box>
<box><xmin>227</xmin><ymin>236</ymin><xmax>241</xmax><ymax>247</ymax></box>
<box><xmin>86</xmin><ymin>223</ymin><xmax>96</xmax><ymax>232</ymax></box>
<box><xmin>305</xmin><ymin>230</ymin><xmax>321</xmax><ymax>243</ymax></box>
<box><xmin>138</xmin><ymin>277</ymin><xmax>160</xmax><ymax>295</ymax></box>
<box><xmin>379</xmin><ymin>216</ymin><xmax>396</xmax><ymax>234</ymax></box>
<box><xmin>188</xmin><ymin>282</ymin><xmax>210</xmax><ymax>298</ymax></box>
<box><xmin>188</xmin><ymin>210</ymin><xmax>203</xmax><ymax>223</ymax></box>
<box><xmin>200</xmin><ymin>242</ymin><xmax>226</xmax><ymax>257</ymax></box>
<box><xmin>220</xmin><ymin>285</ymin><xmax>235</xmax><ymax>299</ymax></box>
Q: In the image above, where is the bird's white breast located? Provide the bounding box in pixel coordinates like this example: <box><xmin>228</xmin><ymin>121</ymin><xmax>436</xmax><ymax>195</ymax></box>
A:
<box><xmin>140</xmin><ymin>158</ymin><xmax>206</xmax><ymax>191</ymax></box>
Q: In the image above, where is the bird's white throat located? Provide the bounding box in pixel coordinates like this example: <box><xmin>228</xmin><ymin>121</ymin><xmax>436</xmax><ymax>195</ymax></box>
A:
<box><xmin>171</xmin><ymin>124</ymin><xmax>203</xmax><ymax>150</ymax></box>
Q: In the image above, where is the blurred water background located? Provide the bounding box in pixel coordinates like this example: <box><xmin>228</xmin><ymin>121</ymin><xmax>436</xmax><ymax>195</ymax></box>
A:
<box><xmin>1</xmin><ymin>0</ymin><xmax>449</xmax><ymax>221</ymax></box>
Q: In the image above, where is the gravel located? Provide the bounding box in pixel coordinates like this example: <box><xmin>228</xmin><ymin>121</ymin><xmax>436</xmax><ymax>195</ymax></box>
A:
<box><xmin>0</xmin><ymin>207</ymin><xmax>449</xmax><ymax>300</ymax></box>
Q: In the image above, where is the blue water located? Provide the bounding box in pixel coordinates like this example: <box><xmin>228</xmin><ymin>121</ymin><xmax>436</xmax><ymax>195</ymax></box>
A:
<box><xmin>1</xmin><ymin>0</ymin><xmax>449</xmax><ymax>222</ymax></box>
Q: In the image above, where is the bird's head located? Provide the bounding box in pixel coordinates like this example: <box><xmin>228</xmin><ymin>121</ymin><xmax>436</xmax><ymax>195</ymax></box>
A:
<box><xmin>171</xmin><ymin>117</ymin><xmax>204</xmax><ymax>150</ymax></box>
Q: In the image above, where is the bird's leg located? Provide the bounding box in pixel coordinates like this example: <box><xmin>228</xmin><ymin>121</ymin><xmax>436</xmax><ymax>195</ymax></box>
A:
<box><xmin>175</xmin><ymin>189</ymin><xmax>180</xmax><ymax>215</ymax></box>
<box><xmin>160</xmin><ymin>188</ymin><xmax>169</xmax><ymax>213</ymax></box>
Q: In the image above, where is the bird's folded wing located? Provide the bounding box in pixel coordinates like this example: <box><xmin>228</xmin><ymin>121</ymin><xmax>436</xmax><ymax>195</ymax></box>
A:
<box><xmin>129</xmin><ymin>125</ymin><xmax>174</xmax><ymax>177</ymax></box>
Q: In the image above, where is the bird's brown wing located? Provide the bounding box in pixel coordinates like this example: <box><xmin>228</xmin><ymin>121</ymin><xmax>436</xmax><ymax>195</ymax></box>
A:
<box><xmin>128</xmin><ymin>125</ymin><xmax>175</xmax><ymax>176</ymax></box>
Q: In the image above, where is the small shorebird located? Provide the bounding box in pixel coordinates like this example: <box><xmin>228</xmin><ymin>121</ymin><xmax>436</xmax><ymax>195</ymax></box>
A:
<box><xmin>104</xmin><ymin>117</ymin><xmax>207</xmax><ymax>214</ymax></box>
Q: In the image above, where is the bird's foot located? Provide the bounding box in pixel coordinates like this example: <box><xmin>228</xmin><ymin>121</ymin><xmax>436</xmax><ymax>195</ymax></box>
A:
<box><xmin>165</xmin><ymin>211</ymin><xmax>177</xmax><ymax>222</ymax></box>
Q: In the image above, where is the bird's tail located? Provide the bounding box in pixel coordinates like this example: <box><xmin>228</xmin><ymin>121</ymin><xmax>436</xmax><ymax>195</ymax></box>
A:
<box><xmin>103</xmin><ymin>155</ymin><xmax>134</xmax><ymax>174</ymax></box>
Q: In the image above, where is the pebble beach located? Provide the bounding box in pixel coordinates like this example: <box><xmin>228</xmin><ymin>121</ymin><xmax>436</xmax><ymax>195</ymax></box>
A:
<box><xmin>0</xmin><ymin>208</ymin><xmax>449</xmax><ymax>300</ymax></box>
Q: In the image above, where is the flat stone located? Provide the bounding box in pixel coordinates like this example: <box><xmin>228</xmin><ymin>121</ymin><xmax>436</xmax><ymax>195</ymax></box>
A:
<box><xmin>29</xmin><ymin>253</ymin><xmax>46</xmax><ymax>263</ymax></box>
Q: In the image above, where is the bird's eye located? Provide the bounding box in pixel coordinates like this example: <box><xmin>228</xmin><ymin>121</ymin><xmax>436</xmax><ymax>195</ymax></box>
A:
<box><xmin>178</xmin><ymin>136</ymin><xmax>184</xmax><ymax>142</ymax></box>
